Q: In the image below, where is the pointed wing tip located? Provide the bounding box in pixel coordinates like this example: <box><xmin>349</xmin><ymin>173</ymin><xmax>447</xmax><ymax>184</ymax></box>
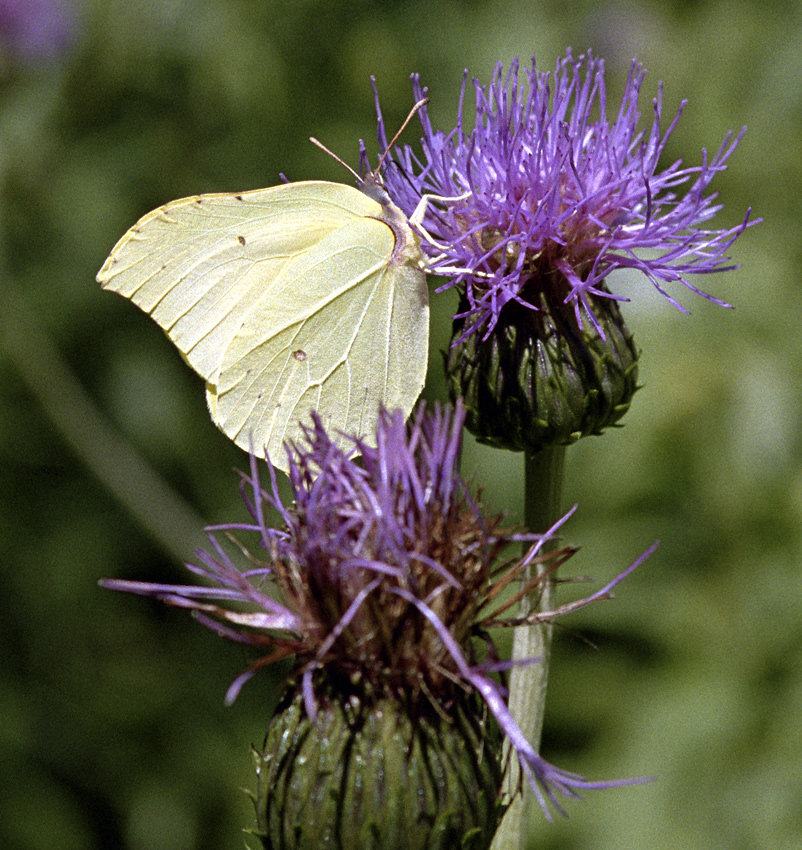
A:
<box><xmin>96</xmin><ymin>253</ymin><xmax>123</xmax><ymax>289</ymax></box>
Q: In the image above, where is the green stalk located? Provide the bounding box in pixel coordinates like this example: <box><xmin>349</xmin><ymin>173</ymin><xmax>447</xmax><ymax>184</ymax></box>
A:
<box><xmin>491</xmin><ymin>444</ymin><xmax>565</xmax><ymax>850</ymax></box>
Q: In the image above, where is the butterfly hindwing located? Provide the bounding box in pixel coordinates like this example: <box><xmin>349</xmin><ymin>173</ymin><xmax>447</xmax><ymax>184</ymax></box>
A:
<box><xmin>208</xmin><ymin>214</ymin><xmax>428</xmax><ymax>460</ymax></box>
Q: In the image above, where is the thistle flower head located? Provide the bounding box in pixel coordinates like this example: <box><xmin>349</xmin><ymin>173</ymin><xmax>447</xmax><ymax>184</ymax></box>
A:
<box><xmin>101</xmin><ymin>403</ymin><xmax>653</xmax><ymax>817</ymax></box>
<box><xmin>0</xmin><ymin>0</ymin><xmax>75</xmax><ymax>63</ymax></box>
<box><xmin>373</xmin><ymin>50</ymin><xmax>755</xmax><ymax>339</ymax></box>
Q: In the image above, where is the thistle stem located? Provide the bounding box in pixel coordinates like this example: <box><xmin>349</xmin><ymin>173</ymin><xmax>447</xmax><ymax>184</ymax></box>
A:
<box><xmin>491</xmin><ymin>444</ymin><xmax>566</xmax><ymax>850</ymax></box>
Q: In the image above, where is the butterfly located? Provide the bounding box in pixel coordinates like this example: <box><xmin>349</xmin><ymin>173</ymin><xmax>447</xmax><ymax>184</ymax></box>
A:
<box><xmin>98</xmin><ymin>102</ymin><xmax>430</xmax><ymax>472</ymax></box>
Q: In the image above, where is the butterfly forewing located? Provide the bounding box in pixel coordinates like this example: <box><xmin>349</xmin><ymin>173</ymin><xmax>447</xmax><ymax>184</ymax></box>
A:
<box><xmin>97</xmin><ymin>182</ymin><xmax>380</xmax><ymax>383</ymax></box>
<box><xmin>98</xmin><ymin>179</ymin><xmax>429</xmax><ymax>473</ymax></box>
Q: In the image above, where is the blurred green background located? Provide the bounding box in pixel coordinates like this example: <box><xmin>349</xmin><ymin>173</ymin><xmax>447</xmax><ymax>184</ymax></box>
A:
<box><xmin>0</xmin><ymin>0</ymin><xmax>795</xmax><ymax>848</ymax></box>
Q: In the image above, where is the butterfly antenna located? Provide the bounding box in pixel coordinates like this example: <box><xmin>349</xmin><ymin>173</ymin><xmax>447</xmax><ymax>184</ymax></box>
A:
<box><xmin>310</xmin><ymin>96</ymin><xmax>428</xmax><ymax>184</ymax></box>
<box><xmin>309</xmin><ymin>137</ymin><xmax>362</xmax><ymax>183</ymax></box>
<box><xmin>375</xmin><ymin>97</ymin><xmax>429</xmax><ymax>173</ymax></box>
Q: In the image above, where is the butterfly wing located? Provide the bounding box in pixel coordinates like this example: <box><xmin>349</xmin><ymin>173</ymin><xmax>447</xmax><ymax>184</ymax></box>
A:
<box><xmin>98</xmin><ymin>180</ymin><xmax>429</xmax><ymax>471</ymax></box>
<box><xmin>97</xmin><ymin>181</ymin><xmax>380</xmax><ymax>384</ymax></box>
<box><xmin>207</xmin><ymin>211</ymin><xmax>429</xmax><ymax>467</ymax></box>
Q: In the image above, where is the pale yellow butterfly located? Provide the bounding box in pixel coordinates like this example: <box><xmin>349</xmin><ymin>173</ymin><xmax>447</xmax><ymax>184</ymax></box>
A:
<box><xmin>97</xmin><ymin>102</ymin><xmax>430</xmax><ymax>473</ymax></box>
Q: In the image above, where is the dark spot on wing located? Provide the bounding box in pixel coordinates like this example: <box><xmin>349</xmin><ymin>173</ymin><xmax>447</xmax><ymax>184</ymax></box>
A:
<box><xmin>293</xmin><ymin>350</ymin><xmax>307</xmax><ymax>362</ymax></box>
<box><xmin>237</xmin><ymin>235</ymin><xmax>246</xmax><ymax>246</ymax></box>
<box><xmin>235</xmin><ymin>195</ymin><xmax>244</xmax><ymax>201</ymax></box>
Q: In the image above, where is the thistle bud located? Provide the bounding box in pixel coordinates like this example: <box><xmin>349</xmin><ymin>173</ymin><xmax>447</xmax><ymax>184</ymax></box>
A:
<box><xmin>254</xmin><ymin>687</ymin><xmax>504</xmax><ymax>850</ymax></box>
<box><xmin>446</xmin><ymin>289</ymin><xmax>639</xmax><ymax>453</ymax></box>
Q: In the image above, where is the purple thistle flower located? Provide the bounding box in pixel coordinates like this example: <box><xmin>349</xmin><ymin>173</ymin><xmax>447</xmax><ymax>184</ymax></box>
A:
<box><xmin>0</xmin><ymin>0</ymin><xmax>76</xmax><ymax>63</ymax></box>
<box><xmin>373</xmin><ymin>50</ymin><xmax>756</xmax><ymax>338</ymax></box>
<box><xmin>101</xmin><ymin>402</ymin><xmax>654</xmax><ymax>817</ymax></box>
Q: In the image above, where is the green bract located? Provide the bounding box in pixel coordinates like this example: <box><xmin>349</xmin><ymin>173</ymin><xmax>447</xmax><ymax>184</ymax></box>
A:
<box><xmin>254</xmin><ymin>688</ymin><xmax>504</xmax><ymax>850</ymax></box>
<box><xmin>446</xmin><ymin>289</ymin><xmax>639</xmax><ymax>453</ymax></box>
